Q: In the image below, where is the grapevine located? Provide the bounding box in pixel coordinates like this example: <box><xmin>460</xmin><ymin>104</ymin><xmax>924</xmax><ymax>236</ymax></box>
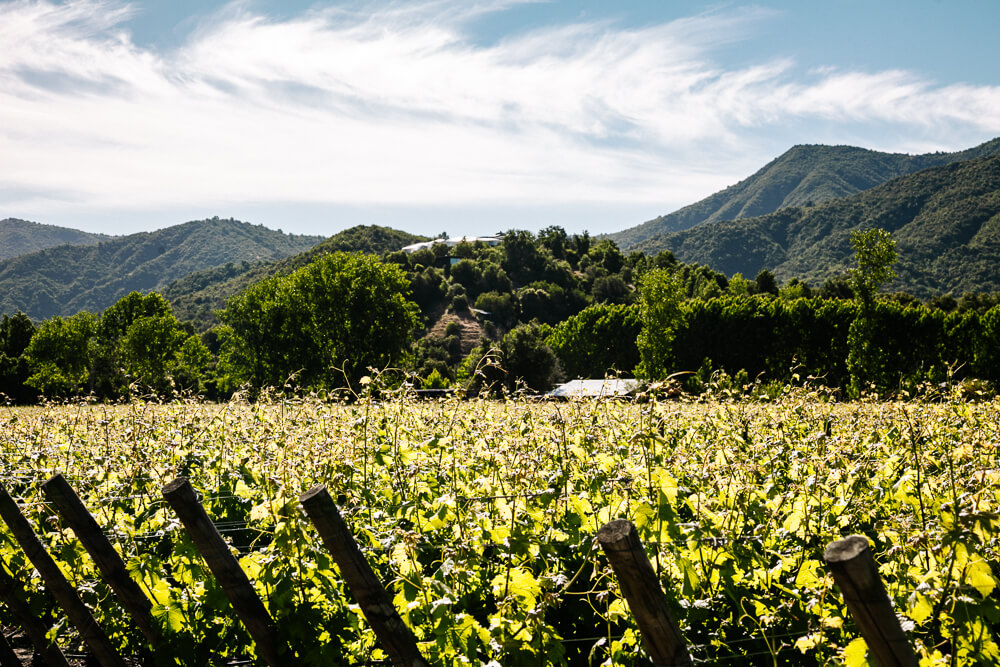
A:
<box><xmin>0</xmin><ymin>389</ymin><xmax>997</xmax><ymax>665</ymax></box>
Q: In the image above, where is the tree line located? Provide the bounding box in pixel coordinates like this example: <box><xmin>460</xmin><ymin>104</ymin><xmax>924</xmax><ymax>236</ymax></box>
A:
<box><xmin>2</xmin><ymin>227</ymin><xmax>999</xmax><ymax>403</ymax></box>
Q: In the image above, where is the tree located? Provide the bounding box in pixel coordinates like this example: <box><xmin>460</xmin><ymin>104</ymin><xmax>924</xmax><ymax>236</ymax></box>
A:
<box><xmin>24</xmin><ymin>312</ymin><xmax>97</xmax><ymax>396</ymax></box>
<box><xmin>170</xmin><ymin>334</ymin><xmax>214</xmax><ymax>395</ymax></box>
<box><xmin>219</xmin><ymin>252</ymin><xmax>419</xmax><ymax>392</ymax></box>
<box><xmin>592</xmin><ymin>275</ymin><xmax>632</xmax><ymax>304</ymax></box>
<box><xmin>547</xmin><ymin>303</ymin><xmax>641</xmax><ymax>378</ymax></box>
<box><xmin>500</xmin><ymin>322</ymin><xmax>562</xmax><ymax>393</ymax></box>
<box><xmin>846</xmin><ymin>228</ymin><xmax>898</xmax><ymax>396</ymax></box>
<box><xmin>119</xmin><ymin>314</ymin><xmax>188</xmax><ymax>394</ymax></box>
<box><xmin>501</xmin><ymin>230</ymin><xmax>543</xmax><ymax>284</ymax></box>
<box><xmin>636</xmin><ymin>269</ymin><xmax>685</xmax><ymax>380</ymax></box>
<box><xmin>93</xmin><ymin>292</ymin><xmax>184</xmax><ymax>396</ymax></box>
<box><xmin>848</xmin><ymin>228</ymin><xmax>897</xmax><ymax>308</ymax></box>
<box><xmin>0</xmin><ymin>312</ymin><xmax>38</xmax><ymax>402</ymax></box>
<box><xmin>98</xmin><ymin>291</ymin><xmax>173</xmax><ymax>341</ymax></box>
<box><xmin>537</xmin><ymin>226</ymin><xmax>569</xmax><ymax>260</ymax></box>
<box><xmin>754</xmin><ymin>269</ymin><xmax>779</xmax><ymax>296</ymax></box>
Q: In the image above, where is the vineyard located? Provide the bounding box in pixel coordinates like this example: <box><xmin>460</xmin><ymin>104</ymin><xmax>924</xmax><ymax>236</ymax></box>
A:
<box><xmin>0</xmin><ymin>388</ymin><xmax>998</xmax><ymax>665</ymax></box>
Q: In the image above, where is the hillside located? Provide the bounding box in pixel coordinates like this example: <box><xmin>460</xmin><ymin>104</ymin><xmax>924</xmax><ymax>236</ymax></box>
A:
<box><xmin>0</xmin><ymin>218</ymin><xmax>111</xmax><ymax>260</ymax></box>
<box><xmin>633</xmin><ymin>153</ymin><xmax>1000</xmax><ymax>297</ymax></box>
<box><xmin>0</xmin><ymin>218</ymin><xmax>323</xmax><ymax>320</ymax></box>
<box><xmin>609</xmin><ymin>137</ymin><xmax>1000</xmax><ymax>249</ymax></box>
<box><xmin>164</xmin><ymin>225</ymin><xmax>427</xmax><ymax>329</ymax></box>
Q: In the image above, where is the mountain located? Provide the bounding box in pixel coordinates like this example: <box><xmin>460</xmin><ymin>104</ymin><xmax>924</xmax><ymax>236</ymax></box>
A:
<box><xmin>609</xmin><ymin>137</ymin><xmax>1000</xmax><ymax>249</ymax></box>
<box><xmin>164</xmin><ymin>225</ymin><xmax>427</xmax><ymax>330</ymax></box>
<box><xmin>632</xmin><ymin>153</ymin><xmax>1000</xmax><ymax>297</ymax></box>
<box><xmin>0</xmin><ymin>218</ymin><xmax>324</xmax><ymax>320</ymax></box>
<box><xmin>0</xmin><ymin>218</ymin><xmax>111</xmax><ymax>260</ymax></box>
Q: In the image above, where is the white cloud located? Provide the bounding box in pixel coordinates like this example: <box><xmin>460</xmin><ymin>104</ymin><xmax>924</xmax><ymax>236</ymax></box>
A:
<box><xmin>1</xmin><ymin>0</ymin><xmax>999</xmax><ymax>228</ymax></box>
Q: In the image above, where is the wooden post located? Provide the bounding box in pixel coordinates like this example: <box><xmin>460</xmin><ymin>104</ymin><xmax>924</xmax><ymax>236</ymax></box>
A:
<box><xmin>824</xmin><ymin>535</ymin><xmax>918</xmax><ymax>667</ymax></box>
<box><xmin>42</xmin><ymin>473</ymin><xmax>162</xmax><ymax>648</ymax></box>
<box><xmin>299</xmin><ymin>484</ymin><xmax>429</xmax><ymax>667</ymax></box>
<box><xmin>597</xmin><ymin>519</ymin><xmax>692</xmax><ymax>667</ymax></box>
<box><xmin>0</xmin><ymin>559</ymin><xmax>71</xmax><ymax>667</ymax></box>
<box><xmin>0</xmin><ymin>624</ymin><xmax>23</xmax><ymax>667</ymax></box>
<box><xmin>161</xmin><ymin>477</ymin><xmax>292</xmax><ymax>667</ymax></box>
<box><xmin>0</xmin><ymin>482</ymin><xmax>126</xmax><ymax>667</ymax></box>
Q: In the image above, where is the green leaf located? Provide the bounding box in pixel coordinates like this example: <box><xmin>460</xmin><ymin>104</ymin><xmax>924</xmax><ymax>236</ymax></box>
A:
<box><xmin>967</xmin><ymin>557</ymin><xmax>997</xmax><ymax>597</ymax></box>
<box><xmin>843</xmin><ymin>637</ymin><xmax>869</xmax><ymax>667</ymax></box>
<box><xmin>908</xmin><ymin>593</ymin><xmax>934</xmax><ymax>624</ymax></box>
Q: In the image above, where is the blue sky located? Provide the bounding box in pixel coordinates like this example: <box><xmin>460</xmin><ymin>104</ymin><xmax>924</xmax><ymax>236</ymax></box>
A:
<box><xmin>3</xmin><ymin>0</ymin><xmax>999</xmax><ymax>238</ymax></box>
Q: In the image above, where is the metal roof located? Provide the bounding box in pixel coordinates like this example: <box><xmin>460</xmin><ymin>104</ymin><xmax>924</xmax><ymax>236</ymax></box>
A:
<box><xmin>546</xmin><ymin>379</ymin><xmax>640</xmax><ymax>398</ymax></box>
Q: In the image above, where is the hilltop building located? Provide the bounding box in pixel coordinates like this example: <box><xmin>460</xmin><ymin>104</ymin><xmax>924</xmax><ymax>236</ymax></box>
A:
<box><xmin>402</xmin><ymin>236</ymin><xmax>502</xmax><ymax>253</ymax></box>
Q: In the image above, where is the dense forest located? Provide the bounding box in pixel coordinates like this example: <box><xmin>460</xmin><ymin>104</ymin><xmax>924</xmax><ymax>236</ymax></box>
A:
<box><xmin>632</xmin><ymin>153</ymin><xmax>1000</xmax><ymax>296</ymax></box>
<box><xmin>3</xmin><ymin>223</ymin><xmax>1000</xmax><ymax>404</ymax></box>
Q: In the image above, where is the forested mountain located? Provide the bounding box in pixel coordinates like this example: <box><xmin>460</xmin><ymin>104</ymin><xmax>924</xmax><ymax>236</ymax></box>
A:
<box><xmin>0</xmin><ymin>218</ymin><xmax>323</xmax><ymax>320</ymax></box>
<box><xmin>632</xmin><ymin>153</ymin><xmax>1000</xmax><ymax>297</ymax></box>
<box><xmin>164</xmin><ymin>225</ymin><xmax>427</xmax><ymax>329</ymax></box>
<box><xmin>0</xmin><ymin>218</ymin><xmax>111</xmax><ymax>260</ymax></box>
<box><xmin>609</xmin><ymin>137</ymin><xmax>1000</xmax><ymax>249</ymax></box>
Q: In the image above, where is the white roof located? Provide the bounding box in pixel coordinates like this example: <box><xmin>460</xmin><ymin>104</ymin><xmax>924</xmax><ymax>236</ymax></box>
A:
<box><xmin>546</xmin><ymin>379</ymin><xmax>639</xmax><ymax>398</ymax></box>
<box><xmin>402</xmin><ymin>236</ymin><xmax>501</xmax><ymax>252</ymax></box>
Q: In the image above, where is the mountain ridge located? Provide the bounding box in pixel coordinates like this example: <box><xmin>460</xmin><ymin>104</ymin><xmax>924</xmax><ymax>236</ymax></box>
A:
<box><xmin>0</xmin><ymin>218</ymin><xmax>112</xmax><ymax>260</ymax></box>
<box><xmin>632</xmin><ymin>152</ymin><xmax>1000</xmax><ymax>297</ymax></box>
<box><xmin>0</xmin><ymin>218</ymin><xmax>324</xmax><ymax>320</ymax></box>
<box><xmin>609</xmin><ymin>137</ymin><xmax>1000</xmax><ymax>249</ymax></box>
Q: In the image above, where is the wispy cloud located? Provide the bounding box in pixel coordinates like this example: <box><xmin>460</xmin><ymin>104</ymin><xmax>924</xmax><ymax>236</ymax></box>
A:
<box><xmin>1</xmin><ymin>0</ymin><xmax>999</xmax><ymax>226</ymax></box>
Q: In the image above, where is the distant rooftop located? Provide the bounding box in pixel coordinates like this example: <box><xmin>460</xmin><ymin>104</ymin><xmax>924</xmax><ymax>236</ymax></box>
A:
<box><xmin>402</xmin><ymin>236</ymin><xmax>502</xmax><ymax>253</ymax></box>
<box><xmin>546</xmin><ymin>379</ymin><xmax>639</xmax><ymax>398</ymax></box>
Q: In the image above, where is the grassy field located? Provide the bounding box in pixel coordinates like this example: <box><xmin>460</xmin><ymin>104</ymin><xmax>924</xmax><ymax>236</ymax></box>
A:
<box><xmin>1</xmin><ymin>391</ymin><xmax>998</xmax><ymax>665</ymax></box>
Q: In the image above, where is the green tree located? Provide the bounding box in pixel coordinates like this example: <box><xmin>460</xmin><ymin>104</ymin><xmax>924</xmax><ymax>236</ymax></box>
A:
<box><xmin>754</xmin><ymin>269</ymin><xmax>779</xmax><ymax>297</ymax></box>
<box><xmin>636</xmin><ymin>269</ymin><xmax>684</xmax><ymax>380</ymax></box>
<box><xmin>501</xmin><ymin>230</ymin><xmax>543</xmax><ymax>284</ymax></box>
<box><xmin>500</xmin><ymin>322</ymin><xmax>562</xmax><ymax>393</ymax></box>
<box><xmin>848</xmin><ymin>228</ymin><xmax>897</xmax><ymax>308</ymax></box>
<box><xmin>94</xmin><ymin>292</ymin><xmax>187</xmax><ymax>396</ymax></box>
<box><xmin>119</xmin><ymin>314</ymin><xmax>188</xmax><ymax>394</ymax></box>
<box><xmin>24</xmin><ymin>312</ymin><xmax>97</xmax><ymax>396</ymax></box>
<box><xmin>219</xmin><ymin>252</ymin><xmax>419</xmax><ymax>392</ymax></box>
<box><xmin>547</xmin><ymin>303</ymin><xmax>641</xmax><ymax>378</ymax></box>
<box><xmin>170</xmin><ymin>334</ymin><xmax>214</xmax><ymax>395</ymax></box>
<box><xmin>846</xmin><ymin>228</ymin><xmax>898</xmax><ymax>395</ymax></box>
<box><xmin>0</xmin><ymin>311</ymin><xmax>38</xmax><ymax>402</ymax></box>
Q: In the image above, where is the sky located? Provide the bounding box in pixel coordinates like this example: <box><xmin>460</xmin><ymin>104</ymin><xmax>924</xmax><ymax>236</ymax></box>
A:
<box><xmin>3</xmin><ymin>0</ymin><xmax>1000</xmax><ymax>238</ymax></box>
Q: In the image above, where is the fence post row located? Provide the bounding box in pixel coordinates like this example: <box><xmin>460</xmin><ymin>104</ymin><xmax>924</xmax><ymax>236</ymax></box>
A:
<box><xmin>0</xmin><ymin>475</ymin><xmax>927</xmax><ymax>667</ymax></box>
<box><xmin>161</xmin><ymin>477</ymin><xmax>294</xmax><ymax>667</ymax></box>
<box><xmin>300</xmin><ymin>484</ymin><xmax>430</xmax><ymax>667</ymax></box>
<box><xmin>0</xmin><ymin>481</ymin><xmax>126</xmax><ymax>667</ymax></box>
<box><xmin>597</xmin><ymin>519</ymin><xmax>693</xmax><ymax>667</ymax></box>
<box><xmin>41</xmin><ymin>473</ymin><xmax>163</xmax><ymax>649</ymax></box>
<box><xmin>824</xmin><ymin>535</ymin><xmax>918</xmax><ymax>667</ymax></box>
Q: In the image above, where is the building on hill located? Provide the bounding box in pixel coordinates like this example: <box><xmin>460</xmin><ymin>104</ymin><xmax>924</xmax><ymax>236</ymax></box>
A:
<box><xmin>402</xmin><ymin>236</ymin><xmax>501</xmax><ymax>253</ymax></box>
<box><xmin>546</xmin><ymin>379</ymin><xmax>639</xmax><ymax>399</ymax></box>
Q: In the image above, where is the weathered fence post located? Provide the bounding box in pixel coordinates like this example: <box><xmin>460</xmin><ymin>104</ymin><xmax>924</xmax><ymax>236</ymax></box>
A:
<box><xmin>597</xmin><ymin>519</ymin><xmax>692</xmax><ymax>667</ymax></box>
<box><xmin>42</xmin><ymin>473</ymin><xmax>163</xmax><ymax>648</ymax></box>
<box><xmin>0</xmin><ymin>624</ymin><xmax>22</xmax><ymax>667</ymax></box>
<box><xmin>0</xmin><ymin>483</ymin><xmax>126</xmax><ymax>667</ymax></box>
<box><xmin>0</xmin><ymin>559</ymin><xmax>71</xmax><ymax>667</ymax></box>
<box><xmin>299</xmin><ymin>484</ymin><xmax>429</xmax><ymax>667</ymax></box>
<box><xmin>824</xmin><ymin>535</ymin><xmax>918</xmax><ymax>667</ymax></box>
<box><xmin>161</xmin><ymin>477</ymin><xmax>292</xmax><ymax>667</ymax></box>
